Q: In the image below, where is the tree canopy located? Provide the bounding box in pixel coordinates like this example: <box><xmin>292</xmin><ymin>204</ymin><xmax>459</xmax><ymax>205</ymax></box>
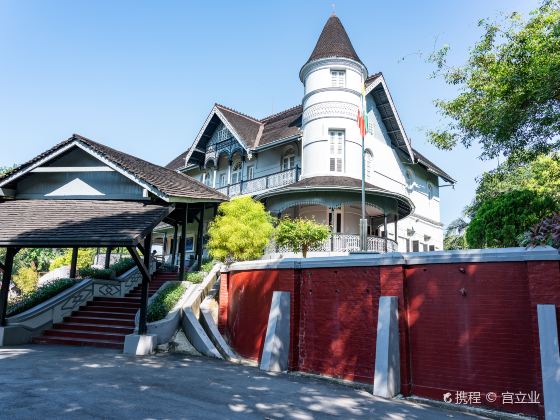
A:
<box><xmin>428</xmin><ymin>1</ymin><xmax>560</xmax><ymax>160</ymax></box>
<box><xmin>470</xmin><ymin>153</ymin><xmax>560</xmax><ymax>215</ymax></box>
<box><xmin>466</xmin><ymin>189</ymin><xmax>560</xmax><ymax>248</ymax></box>
<box><xmin>207</xmin><ymin>196</ymin><xmax>274</xmax><ymax>262</ymax></box>
<box><xmin>275</xmin><ymin>217</ymin><xmax>330</xmax><ymax>258</ymax></box>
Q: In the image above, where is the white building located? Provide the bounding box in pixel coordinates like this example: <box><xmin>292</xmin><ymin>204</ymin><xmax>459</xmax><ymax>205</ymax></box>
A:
<box><xmin>166</xmin><ymin>14</ymin><xmax>455</xmax><ymax>255</ymax></box>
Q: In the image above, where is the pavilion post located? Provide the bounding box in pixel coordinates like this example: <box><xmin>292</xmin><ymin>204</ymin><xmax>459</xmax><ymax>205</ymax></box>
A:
<box><xmin>69</xmin><ymin>247</ymin><xmax>78</xmax><ymax>279</ymax></box>
<box><xmin>196</xmin><ymin>204</ymin><xmax>205</xmax><ymax>270</ymax></box>
<box><xmin>171</xmin><ymin>224</ymin><xmax>178</xmax><ymax>267</ymax></box>
<box><xmin>178</xmin><ymin>205</ymin><xmax>188</xmax><ymax>282</ymax></box>
<box><xmin>0</xmin><ymin>247</ymin><xmax>18</xmax><ymax>326</ymax></box>
<box><xmin>104</xmin><ymin>247</ymin><xmax>112</xmax><ymax>269</ymax></box>
<box><xmin>138</xmin><ymin>233</ymin><xmax>152</xmax><ymax>335</ymax></box>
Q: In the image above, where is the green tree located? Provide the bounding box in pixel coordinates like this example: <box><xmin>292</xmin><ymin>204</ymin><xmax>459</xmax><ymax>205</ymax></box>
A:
<box><xmin>428</xmin><ymin>1</ymin><xmax>560</xmax><ymax>160</ymax></box>
<box><xmin>443</xmin><ymin>218</ymin><xmax>469</xmax><ymax>250</ymax></box>
<box><xmin>275</xmin><ymin>217</ymin><xmax>330</xmax><ymax>258</ymax></box>
<box><xmin>49</xmin><ymin>248</ymin><xmax>97</xmax><ymax>271</ymax></box>
<box><xmin>207</xmin><ymin>197</ymin><xmax>274</xmax><ymax>262</ymax></box>
<box><xmin>12</xmin><ymin>266</ymin><xmax>38</xmax><ymax>295</ymax></box>
<box><xmin>471</xmin><ymin>153</ymin><xmax>560</xmax><ymax>215</ymax></box>
<box><xmin>466</xmin><ymin>190</ymin><xmax>560</xmax><ymax>248</ymax></box>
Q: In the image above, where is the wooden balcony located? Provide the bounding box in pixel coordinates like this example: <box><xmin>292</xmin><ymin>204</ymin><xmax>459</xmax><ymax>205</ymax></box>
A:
<box><xmin>216</xmin><ymin>166</ymin><xmax>300</xmax><ymax>197</ymax></box>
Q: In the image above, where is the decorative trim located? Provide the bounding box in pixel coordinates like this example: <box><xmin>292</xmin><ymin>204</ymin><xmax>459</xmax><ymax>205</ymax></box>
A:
<box><xmin>302</xmin><ymin>101</ymin><xmax>358</xmax><ymax>127</ymax></box>
<box><xmin>303</xmin><ymin>87</ymin><xmax>361</xmax><ymax>104</ymax></box>
<box><xmin>365</xmin><ymin>75</ymin><xmax>414</xmax><ymax>162</ymax></box>
<box><xmin>300</xmin><ymin>57</ymin><xmax>368</xmax><ymax>82</ymax></box>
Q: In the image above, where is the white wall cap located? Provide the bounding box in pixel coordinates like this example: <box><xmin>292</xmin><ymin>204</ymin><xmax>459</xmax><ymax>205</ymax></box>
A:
<box><xmin>226</xmin><ymin>246</ymin><xmax>559</xmax><ymax>272</ymax></box>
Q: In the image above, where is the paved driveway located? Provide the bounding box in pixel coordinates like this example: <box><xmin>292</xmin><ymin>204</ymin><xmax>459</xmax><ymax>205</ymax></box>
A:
<box><xmin>0</xmin><ymin>345</ymin><xmax>486</xmax><ymax>419</ymax></box>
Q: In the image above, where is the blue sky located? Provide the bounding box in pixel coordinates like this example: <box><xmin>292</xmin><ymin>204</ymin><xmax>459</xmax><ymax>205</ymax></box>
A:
<box><xmin>0</xmin><ymin>0</ymin><xmax>539</xmax><ymax>226</ymax></box>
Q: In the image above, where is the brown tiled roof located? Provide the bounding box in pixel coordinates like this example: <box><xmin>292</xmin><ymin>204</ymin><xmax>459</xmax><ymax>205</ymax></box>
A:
<box><xmin>0</xmin><ymin>134</ymin><xmax>227</xmax><ymax>202</ymax></box>
<box><xmin>303</xmin><ymin>15</ymin><xmax>364</xmax><ymax>68</ymax></box>
<box><xmin>215</xmin><ymin>104</ymin><xmax>262</xmax><ymax>148</ymax></box>
<box><xmin>412</xmin><ymin>148</ymin><xmax>456</xmax><ymax>184</ymax></box>
<box><xmin>365</xmin><ymin>72</ymin><xmax>382</xmax><ymax>88</ymax></box>
<box><xmin>0</xmin><ymin>200</ymin><xmax>171</xmax><ymax>247</ymax></box>
<box><xmin>165</xmin><ymin>149</ymin><xmax>189</xmax><ymax>171</ymax></box>
<box><xmin>258</xmin><ymin>105</ymin><xmax>302</xmax><ymax>147</ymax></box>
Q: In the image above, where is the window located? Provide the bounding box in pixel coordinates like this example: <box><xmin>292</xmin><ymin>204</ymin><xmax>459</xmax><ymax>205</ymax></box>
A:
<box><xmin>246</xmin><ymin>165</ymin><xmax>254</xmax><ymax>180</ymax></box>
<box><xmin>331</xmin><ymin>70</ymin><xmax>346</xmax><ymax>87</ymax></box>
<box><xmin>231</xmin><ymin>161</ymin><xmax>242</xmax><ymax>184</ymax></box>
<box><xmin>412</xmin><ymin>240</ymin><xmax>419</xmax><ymax>252</ymax></box>
<box><xmin>204</xmin><ymin>171</ymin><xmax>213</xmax><ymax>186</ymax></box>
<box><xmin>427</xmin><ymin>182</ymin><xmax>434</xmax><ymax>200</ymax></box>
<box><xmin>216</xmin><ymin>126</ymin><xmax>230</xmax><ymax>142</ymax></box>
<box><xmin>329</xmin><ymin>130</ymin><xmax>344</xmax><ymax>172</ymax></box>
<box><xmin>405</xmin><ymin>168</ymin><xmax>415</xmax><ymax>189</ymax></box>
<box><xmin>365</xmin><ymin>150</ymin><xmax>373</xmax><ymax>181</ymax></box>
<box><xmin>422</xmin><ymin>243</ymin><xmax>428</xmax><ymax>252</ymax></box>
<box><xmin>429</xmin><ymin>245</ymin><xmax>435</xmax><ymax>252</ymax></box>
<box><xmin>282</xmin><ymin>155</ymin><xmax>295</xmax><ymax>171</ymax></box>
<box><xmin>219</xmin><ymin>173</ymin><xmax>226</xmax><ymax>187</ymax></box>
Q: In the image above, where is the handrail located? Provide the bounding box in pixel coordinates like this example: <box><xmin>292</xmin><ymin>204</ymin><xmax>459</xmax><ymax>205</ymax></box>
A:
<box><xmin>217</xmin><ymin>166</ymin><xmax>299</xmax><ymax>197</ymax></box>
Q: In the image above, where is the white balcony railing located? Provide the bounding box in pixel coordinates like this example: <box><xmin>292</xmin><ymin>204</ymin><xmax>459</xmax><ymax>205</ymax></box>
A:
<box><xmin>217</xmin><ymin>167</ymin><xmax>299</xmax><ymax>197</ymax></box>
<box><xmin>266</xmin><ymin>233</ymin><xmax>398</xmax><ymax>254</ymax></box>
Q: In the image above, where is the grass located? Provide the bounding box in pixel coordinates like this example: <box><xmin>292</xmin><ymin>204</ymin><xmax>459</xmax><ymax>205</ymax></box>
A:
<box><xmin>147</xmin><ymin>282</ymin><xmax>187</xmax><ymax>323</ymax></box>
<box><xmin>7</xmin><ymin>278</ymin><xmax>76</xmax><ymax>317</ymax></box>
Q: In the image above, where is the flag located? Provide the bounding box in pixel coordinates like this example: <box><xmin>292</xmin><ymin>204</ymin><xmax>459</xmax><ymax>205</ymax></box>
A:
<box><xmin>357</xmin><ymin>84</ymin><xmax>368</xmax><ymax>137</ymax></box>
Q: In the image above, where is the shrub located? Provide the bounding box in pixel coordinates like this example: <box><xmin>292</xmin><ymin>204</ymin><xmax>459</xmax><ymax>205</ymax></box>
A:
<box><xmin>111</xmin><ymin>258</ymin><xmax>135</xmax><ymax>276</ymax></box>
<box><xmin>147</xmin><ymin>282</ymin><xmax>187</xmax><ymax>322</ymax></box>
<box><xmin>200</xmin><ymin>260</ymin><xmax>216</xmax><ymax>273</ymax></box>
<box><xmin>466</xmin><ymin>190</ymin><xmax>560</xmax><ymax>248</ymax></box>
<box><xmin>7</xmin><ymin>278</ymin><xmax>76</xmax><ymax>317</ymax></box>
<box><xmin>275</xmin><ymin>217</ymin><xmax>331</xmax><ymax>257</ymax></box>
<box><xmin>78</xmin><ymin>267</ymin><xmax>113</xmax><ymax>280</ymax></box>
<box><xmin>208</xmin><ymin>196</ymin><xmax>274</xmax><ymax>262</ymax></box>
<box><xmin>50</xmin><ymin>248</ymin><xmax>97</xmax><ymax>271</ymax></box>
<box><xmin>186</xmin><ymin>271</ymin><xmax>205</xmax><ymax>284</ymax></box>
<box><xmin>520</xmin><ymin>213</ymin><xmax>560</xmax><ymax>249</ymax></box>
<box><xmin>12</xmin><ymin>266</ymin><xmax>39</xmax><ymax>295</ymax></box>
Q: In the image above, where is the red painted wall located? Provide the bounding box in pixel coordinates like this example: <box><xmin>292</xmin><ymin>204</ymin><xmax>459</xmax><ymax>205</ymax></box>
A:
<box><xmin>220</xmin><ymin>259</ymin><xmax>560</xmax><ymax>418</ymax></box>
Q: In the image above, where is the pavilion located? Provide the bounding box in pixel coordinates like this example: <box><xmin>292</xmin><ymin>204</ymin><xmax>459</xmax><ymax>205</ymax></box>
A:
<box><xmin>0</xmin><ymin>134</ymin><xmax>226</xmax><ymax>344</ymax></box>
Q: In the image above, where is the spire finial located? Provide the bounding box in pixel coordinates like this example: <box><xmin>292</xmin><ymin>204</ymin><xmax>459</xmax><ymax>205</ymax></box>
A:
<box><xmin>331</xmin><ymin>3</ymin><xmax>336</xmax><ymax>16</ymax></box>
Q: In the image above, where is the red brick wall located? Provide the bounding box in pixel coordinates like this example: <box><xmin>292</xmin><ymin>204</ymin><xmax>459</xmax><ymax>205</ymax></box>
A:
<box><xmin>406</xmin><ymin>262</ymin><xmax>539</xmax><ymax>416</ymax></box>
<box><xmin>298</xmin><ymin>267</ymin><xmax>379</xmax><ymax>383</ymax></box>
<box><xmin>219</xmin><ymin>259</ymin><xmax>560</xmax><ymax>418</ymax></box>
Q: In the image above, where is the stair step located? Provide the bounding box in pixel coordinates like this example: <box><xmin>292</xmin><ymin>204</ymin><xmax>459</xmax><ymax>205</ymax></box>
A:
<box><xmin>84</xmin><ymin>306</ymin><xmax>138</xmax><ymax>314</ymax></box>
<box><xmin>44</xmin><ymin>329</ymin><xmax>127</xmax><ymax>342</ymax></box>
<box><xmin>73</xmin><ymin>311</ymin><xmax>135</xmax><ymax>320</ymax></box>
<box><xmin>54</xmin><ymin>323</ymin><xmax>133</xmax><ymax>334</ymax></box>
<box><xmin>88</xmin><ymin>301</ymin><xmax>139</xmax><ymax>308</ymax></box>
<box><xmin>32</xmin><ymin>336</ymin><xmax>123</xmax><ymax>349</ymax></box>
<box><xmin>93</xmin><ymin>297</ymin><xmax>141</xmax><ymax>304</ymax></box>
<box><xmin>64</xmin><ymin>316</ymin><xmax>135</xmax><ymax>327</ymax></box>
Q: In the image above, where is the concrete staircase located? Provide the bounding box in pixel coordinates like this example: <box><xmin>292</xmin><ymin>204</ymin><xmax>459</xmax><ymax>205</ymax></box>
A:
<box><xmin>32</xmin><ymin>271</ymin><xmax>177</xmax><ymax>349</ymax></box>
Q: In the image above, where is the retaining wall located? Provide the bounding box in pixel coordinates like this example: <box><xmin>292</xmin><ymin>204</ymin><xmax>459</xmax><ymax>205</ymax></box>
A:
<box><xmin>218</xmin><ymin>247</ymin><xmax>560</xmax><ymax>418</ymax></box>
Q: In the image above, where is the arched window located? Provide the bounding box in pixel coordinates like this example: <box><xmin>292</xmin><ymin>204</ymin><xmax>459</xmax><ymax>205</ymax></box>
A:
<box><xmin>281</xmin><ymin>146</ymin><xmax>296</xmax><ymax>171</ymax></box>
<box><xmin>231</xmin><ymin>160</ymin><xmax>242</xmax><ymax>184</ymax></box>
<box><xmin>405</xmin><ymin>168</ymin><xmax>415</xmax><ymax>188</ymax></box>
<box><xmin>427</xmin><ymin>182</ymin><xmax>434</xmax><ymax>200</ymax></box>
<box><xmin>365</xmin><ymin>150</ymin><xmax>373</xmax><ymax>182</ymax></box>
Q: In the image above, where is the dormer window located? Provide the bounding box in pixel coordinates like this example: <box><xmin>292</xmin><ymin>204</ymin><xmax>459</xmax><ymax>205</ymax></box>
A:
<box><xmin>331</xmin><ymin>70</ymin><xmax>346</xmax><ymax>88</ymax></box>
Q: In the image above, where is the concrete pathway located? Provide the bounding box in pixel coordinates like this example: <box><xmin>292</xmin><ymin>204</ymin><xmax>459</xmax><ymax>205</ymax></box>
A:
<box><xmin>0</xmin><ymin>345</ymin><xmax>487</xmax><ymax>419</ymax></box>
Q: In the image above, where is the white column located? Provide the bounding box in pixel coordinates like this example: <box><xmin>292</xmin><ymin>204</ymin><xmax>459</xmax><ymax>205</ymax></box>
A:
<box><xmin>373</xmin><ymin>296</ymin><xmax>400</xmax><ymax>398</ymax></box>
<box><xmin>538</xmin><ymin>304</ymin><xmax>560</xmax><ymax>419</ymax></box>
<box><xmin>212</xmin><ymin>169</ymin><xmax>217</xmax><ymax>188</ymax></box>
<box><xmin>227</xmin><ymin>161</ymin><xmax>232</xmax><ymax>185</ymax></box>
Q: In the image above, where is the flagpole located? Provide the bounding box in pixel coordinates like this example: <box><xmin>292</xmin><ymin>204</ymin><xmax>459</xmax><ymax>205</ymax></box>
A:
<box><xmin>360</xmin><ymin>132</ymin><xmax>367</xmax><ymax>251</ymax></box>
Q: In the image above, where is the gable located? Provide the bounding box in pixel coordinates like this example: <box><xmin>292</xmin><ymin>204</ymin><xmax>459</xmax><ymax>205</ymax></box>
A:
<box><xmin>182</xmin><ymin>106</ymin><xmax>255</xmax><ymax>167</ymax></box>
<box><xmin>9</xmin><ymin>146</ymin><xmax>146</xmax><ymax>200</ymax></box>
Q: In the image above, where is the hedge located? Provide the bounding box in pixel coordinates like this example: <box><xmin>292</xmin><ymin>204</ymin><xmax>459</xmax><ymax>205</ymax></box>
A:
<box><xmin>78</xmin><ymin>267</ymin><xmax>113</xmax><ymax>280</ymax></box>
<box><xmin>111</xmin><ymin>258</ymin><xmax>135</xmax><ymax>276</ymax></box>
<box><xmin>147</xmin><ymin>282</ymin><xmax>187</xmax><ymax>323</ymax></box>
<box><xmin>7</xmin><ymin>278</ymin><xmax>76</xmax><ymax>317</ymax></box>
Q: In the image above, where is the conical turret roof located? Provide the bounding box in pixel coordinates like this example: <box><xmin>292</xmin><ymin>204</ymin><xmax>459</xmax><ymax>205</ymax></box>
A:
<box><xmin>303</xmin><ymin>14</ymin><xmax>364</xmax><ymax>67</ymax></box>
